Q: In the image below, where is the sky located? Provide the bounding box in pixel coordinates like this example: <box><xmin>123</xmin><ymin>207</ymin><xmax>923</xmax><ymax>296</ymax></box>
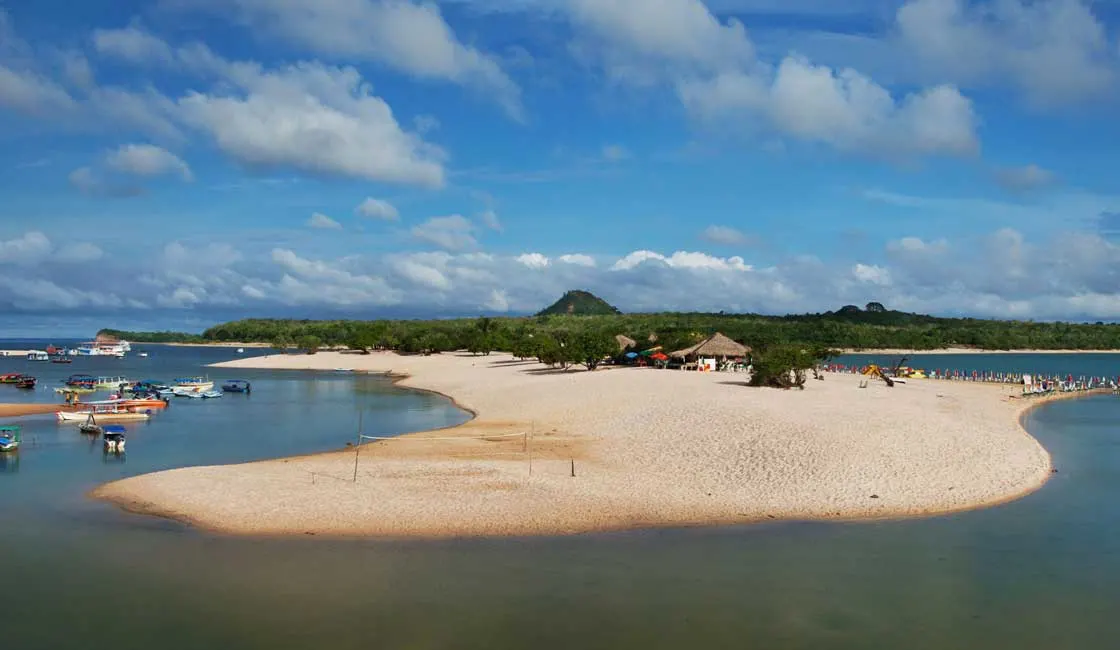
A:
<box><xmin>2</xmin><ymin>0</ymin><xmax>1120</xmax><ymax>335</ymax></box>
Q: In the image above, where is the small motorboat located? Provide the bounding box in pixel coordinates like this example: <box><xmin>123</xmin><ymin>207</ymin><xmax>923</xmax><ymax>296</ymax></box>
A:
<box><xmin>221</xmin><ymin>380</ymin><xmax>251</xmax><ymax>394</ymax></box>
<box><xmin>0</xmin><ymin>373</ymin><xmax>25</xmax><ymax>384</ymax></box>
<box><xmin>57</xmin><ymin>406</ymin><xmax>150</xmax><ymax>423</ymax></box>
<box><xmin>16</xmin><ymin>376</ymin><xmax>36</xmax><ymax>390</ymax></box>
<box><xmin>0</xmin><ymin>426</ymin><xmax>20</xmax><ymax>452</ymax></box>
<box><xmin>138</xmin><ymin>352</ymin><xmax>149</xmax><ymax>357</ymax></box>
<box><xmin>51</xmin><ymin>356</ymin><xmax>72</xmax><ymax>364</ymax></box>
<box><xmin>103</xmin><ymin>426</ymin><xmax>126</xmax><ymax>453</ymax></box>
<box><xmin>191</xmin><ymin>390</ymin><xmax>223</xmax><ymax>399</ymax></box>
<box><xmin>78</xmin><ymin>420</ymin><xmax>102</xmax><ymax>435</ymax></box>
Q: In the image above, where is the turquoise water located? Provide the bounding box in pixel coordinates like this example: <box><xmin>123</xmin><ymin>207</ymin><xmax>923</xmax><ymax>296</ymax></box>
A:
<box><xmin>3</xmin><ymin>349</ymin><xmax>1120</xmax><ymax>648</ymax></box>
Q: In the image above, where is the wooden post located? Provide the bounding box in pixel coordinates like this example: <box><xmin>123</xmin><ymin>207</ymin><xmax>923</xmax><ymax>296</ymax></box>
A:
<box><xmin>570</xmin><ymin>458</ymin><xmax>575</xmax><ymax>477</ymax></box>
<box><xmin>352</xmin><ymin>411</ymin><xmax>363</xmax><ymax>483</ymax></box>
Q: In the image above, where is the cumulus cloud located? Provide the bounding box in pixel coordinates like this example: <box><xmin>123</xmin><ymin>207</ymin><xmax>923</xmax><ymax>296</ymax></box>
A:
<box><xmin>564</xmin><ymin>0</ymin><xmax>980</xmax><ymax>157</ymax></box>
<box><xmin>356</xmin><ymin>197</ymin><xmax>400</xmax><ymax>221</ymax></box>
<box><xmin>6</xmin><ymin>17</ymin><xmax>444</xmax><ymax>187</ymax></box>
<box><xmin>104</xmin><ymin>143</ymin><xmax>192</xmax><ymax>180</ymax></box>
<box><xmin>700</xmin><ymin>225</ymin><xmax>752</xmax><ymax>246</ymax></box>
<box><xmin>167</xmin><ymin>0</ymin><xmax>523</xmax><ymax>118</ymax></box>
<box><xmin>308</xmin><ymin>212</ymin><xmax>342</xmax><ymax>229</ymax></box>
<box><xmin>558</xmin><ymin>253</ymin><xmax>596</xmax><ymax>267</ymax></box>
<box><xmin>5</xmin><ymin>228</ymin><xmax>1120</xmax><ymax>319</ymax></box>
<box><xmin>412</xmin><ymin>215</ymin><xmax>477</xmax><ymax>250</ymax></box>
<box><xmin>894</xmin><ymin>0</ymin><xmax>1119</xmax><ymax>107</ymax></box>
<box><xmin>178</xmin><ymin>61</ymin><xmax>445</xmax><ymax>187</ymax></box>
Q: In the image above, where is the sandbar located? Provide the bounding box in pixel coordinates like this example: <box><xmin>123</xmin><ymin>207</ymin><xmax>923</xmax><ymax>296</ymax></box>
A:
<box><xmin>93</xmin><ymin>351</ymin><xmax>1078</xmax><ymax>538</ymax></box>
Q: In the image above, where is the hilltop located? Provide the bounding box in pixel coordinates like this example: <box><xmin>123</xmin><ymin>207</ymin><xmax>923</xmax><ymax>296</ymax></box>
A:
<box><xmin>536</xmin><ymin>290</ymin><xmax>621</xmax><ymax>316</ymax></box>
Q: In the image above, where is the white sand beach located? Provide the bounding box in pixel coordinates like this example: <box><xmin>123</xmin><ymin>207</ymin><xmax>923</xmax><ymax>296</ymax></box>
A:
<box><xmin>93</xmin><ymin>351</ymin><xmax>1073</xmax><ymax>538</ymax></box>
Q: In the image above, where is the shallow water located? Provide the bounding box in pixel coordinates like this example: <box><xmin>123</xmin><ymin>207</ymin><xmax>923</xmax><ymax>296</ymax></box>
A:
<box><xmin>3</xmin><ymin>348</ymin><xmax>1120</xmax><ymax>649</ymax></box>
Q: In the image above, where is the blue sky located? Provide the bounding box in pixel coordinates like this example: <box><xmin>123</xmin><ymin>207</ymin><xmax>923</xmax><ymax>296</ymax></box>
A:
<box><xmin>2</xmin><ymin>0</ymin><xmax>1120</xmax><ymax>334</ymax></box>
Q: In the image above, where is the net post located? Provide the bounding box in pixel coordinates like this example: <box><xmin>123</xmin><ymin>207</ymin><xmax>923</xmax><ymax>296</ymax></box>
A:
<box><xmin>353</xmin><ymin>411</ymin><xmax>363</xmax><ymax>483</ymax></box>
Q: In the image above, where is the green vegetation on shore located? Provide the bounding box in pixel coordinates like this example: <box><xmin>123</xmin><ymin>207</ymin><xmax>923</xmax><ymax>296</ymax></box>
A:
<box><xmin>97</xmin><ymin>329</ymin><xmax>206</xmax><ymax>343</ymax></box>
<box><xmin>100</xmin><ymin>296</ymin><xmax>1120</xmax><ymax>353</ymax></box>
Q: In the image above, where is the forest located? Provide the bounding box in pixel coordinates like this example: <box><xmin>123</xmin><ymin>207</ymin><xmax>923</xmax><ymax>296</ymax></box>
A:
<box><xmin>100</xmin><ymin>299</ymin><xmax>1120</xmax><ymax>353</ymax></box>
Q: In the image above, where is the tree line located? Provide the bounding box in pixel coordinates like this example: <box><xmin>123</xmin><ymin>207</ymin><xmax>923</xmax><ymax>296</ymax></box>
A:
<box><xmin>102</xmin><ymin>305</ymin><xmax>1120</xmax><ymax>353</ymax></box>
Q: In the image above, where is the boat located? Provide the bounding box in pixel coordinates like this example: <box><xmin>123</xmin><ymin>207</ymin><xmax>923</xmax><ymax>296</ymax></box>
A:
<box><xmin>119</xmin><ymin>398</ymin><xmax>168</xmax><ymax>411</ymax></box>
<box><xmin>56</xmin><ymin>404</ymin><xmax>151</xmax><ymax>423</ymax></box>
<box><xmin>74</xmin><ymin>336</ymin><xmax>131</xmax><ymax>357</ymax></box>
<box><xmin>78</xmin><ymin>419</ymin><xmax>102</xmax><ymax>435</ymax></box>
<box><xmin>27</xmin><ymin>350</ymin><xmax>49</xmax><ymax>361</ymax></box>
<box><xmin>51</xmin><ymin>356</ymin><xmax>72</xmax><ymax>364</ymax></box>
<box><xmin>0</xmin><ymin>426</ymin><xmax>20</xmax><ymax>452</ymax></box>
<box><xmin>173</xmin><ymin>377</ymin><xmax>214</xmax><ymax>392</ymax></box>
<box><xmin>103</xmin><ymin>426</ymin><xmax>126</xmax><ymax>453</ymax></box>
<box><xmin>221</xmin><ymin>380</ymin><xmax>251</xmax><ymax>393</ymax></box>
<box><xmin>0</xmin><ymin>373</ymin><xmax>25</xmax><ymax>384</ymax></box>
<box><xmin>236</xmin><ymin>348</ymin><xmax>244</xmax><ymax>354</ymax></box>
<box><xmin>138</xmin><ymin>352</ymin><xmax>149</xmax><ymax>358</ymax></box>
<box><xmin>334</xmin><ymin>368</ymin><xmax>354</xmax><ymax>372</ymax></box>
<box><xmin>55</xmin><ymin>386</ymin><xmax>96</xmax><ymax>395</ymax></box>
<box><xmin>16</xmin><ymin>376</ymin><xmax>36</xmax><ymax>390</ymax></box>
<box><xmin>198</xmin><ymin>390</ymin><xmax>223</xmax><ymax>399</ymax></box>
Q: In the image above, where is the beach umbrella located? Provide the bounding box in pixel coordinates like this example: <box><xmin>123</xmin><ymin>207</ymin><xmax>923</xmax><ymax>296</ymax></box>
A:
<box><xmin>651</xmin><ymin>352</ymin><xmax>668</xmax><ymax>361</ymax></box>
<box><xmin>625</xmin><ymin>351</ymin><xmax>638</xmax><ymax>359</ymax></box>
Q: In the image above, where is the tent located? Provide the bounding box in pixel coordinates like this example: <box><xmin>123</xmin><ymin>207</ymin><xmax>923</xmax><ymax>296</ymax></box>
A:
<box><xmin>669</xmin><ymin>332</ymin><xmax>750</xmax><ymax>359</ymax></box>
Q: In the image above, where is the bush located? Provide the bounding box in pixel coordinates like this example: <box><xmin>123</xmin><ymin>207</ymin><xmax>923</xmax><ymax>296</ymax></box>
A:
<box><xmin>748</xmin><ymin>344</ymin><xmax>833</xmax><ymax>389</ymax></box>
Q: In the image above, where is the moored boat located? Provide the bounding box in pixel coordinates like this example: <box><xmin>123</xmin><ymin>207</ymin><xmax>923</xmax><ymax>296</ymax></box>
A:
<box><xmin>173</xmin><ymin>376</ymin><xmax>214</xmax><ymax>392</ymax></box>
<box><xmin>27</xmin><ymin>350</ymin><xmax>49</xmax><ymax>361</ymax></box>
<box><xmin>221</xmin><ymin>379</ymin><xmax>251</xmax><ymax>393</ymax></box>
<box><xmin>0</xmin><ymin>373</ymin><xmax>25</xmax><ymax>384</ymax></box>
<box><xmin>0</xmin><ymin>426</ymin><xmax>20</xmax><ymax>452</ymax></box>
<box><xmin>16</xmin><ymin>376</ymin><xmax>36</xmax><ymax>390</ymax></box>
<box><xmin>103</xmin><ymin>426</ymin><xmax>126</xmax><ymax>453</ymax></box>
<box><xmin>50</xmin><ymin>355</ymin><xmax>72</xmax><ymax>364</ymax></box>
<box><xmin>56</xmin><ymin>405</ymin><xmax>150</xmax><ymax>423</ymax></box>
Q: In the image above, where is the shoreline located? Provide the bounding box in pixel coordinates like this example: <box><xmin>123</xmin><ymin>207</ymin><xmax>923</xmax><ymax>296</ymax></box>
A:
<box><xmin>841</xmin><ymin>347</ymin><xmax>1120</xmax><ymax>355</ymax></box>
<box><xmin>91</xmin><ymin>352</ymin><xmax>1095</xmax><ymax>539</ymax></box>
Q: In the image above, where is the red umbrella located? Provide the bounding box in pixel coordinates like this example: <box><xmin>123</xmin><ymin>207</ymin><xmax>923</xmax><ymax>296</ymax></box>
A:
<box><xmin>651</xmin><ymin>352</ymin><xmax>668</xmax><ymax>361</ymax></box>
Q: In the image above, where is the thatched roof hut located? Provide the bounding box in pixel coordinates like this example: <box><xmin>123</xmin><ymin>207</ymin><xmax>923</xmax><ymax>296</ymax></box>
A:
<box><xmin>670</xmin><ymin>332</ymin><xmax>750</xmax><ymax>359</ymax></box>
<box><xmin>615</xmin><ymin>334</ymin><xmax>637</xmax><ymax>352</ymax></box>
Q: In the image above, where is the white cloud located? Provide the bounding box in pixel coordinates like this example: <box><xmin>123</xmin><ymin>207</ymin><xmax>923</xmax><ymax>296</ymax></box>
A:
<box><xmin>611</xmin><ymin>250</ymin><xmax>752</xmax><ymax>272</ymax></box>
<box><xmin>412</xmin><ymin>215</ymin><xmax>477</xmax><ymax>250</ymax></box>
<box><xmin>308</xmin><ymin>212</ymin><xmax>342</xmax><ymax>230</ymax></box>
<box><xmin>700</xmin><ymin>225</ymin><xmax>751</xmax><ymax>246</ymax></box>
<box><xmin>558</xmin><ymin>253</ymin><xmax>596</xmax><ymax>267</ymax></box>
<box><xmin>479</xmin><ymin>209</ymin><xmax>503</xmax><ymax>232</ymax></box>
<box><xmin>679</xmin><ymin>57</ymin><xmax>978</xmax><ymax>157</ymax></box>
<box><xmin>0</xmin><ymin>64</ymin><xmax>77</xmax><ymax>115</ymax></box>
<box><xmin>356</xmin><ymin>197</ymin><xmax>400</xmax><ymax>221</ymax></box>
<box><xmin>894</xmin><ymin>0</ymin><xmax>1119</xmax><ymax>107</ymax></box>
<box><xmin>171</xmin><ymin>0</ymin><xmax>523</xmax><ymax>118</ymax></box>
<box><xmin>92</xmin><ymin>25</ymin><xmax>175</xmax><ymax>64</ymax></box>
<box><xmin>994</xmin><ymin>164</ymin><xmax>1056</xmax><ymax>191</ymax></box>
<box><xmin>564</xmin><ymin>0</ymin><xmax>980</xmax><ymax>157</ymax></box>
<box><xmin>852</xmin><ymin>263</ymin><xmax>891</xmax><ymax>286</ymax></box>
<box><xmin>0</xmin><ymin>231</ymin><xmax>51</xmax><ymax>264</ymax></box>
<box><xmin>60</xmin><ymin>52</ymin><xmax>94</xmax><ymax>90</ymax></box>
<box><xmin>7</xmin><ymin>228</ymin><xmax>1120</xmax><ymax>319</ymax></box>
<box><xmin>104</xmin><ymin>143</ymin><xmax>192</xmax><ymax>180</ymax></box>
<box><xmin>178</xmin><ymin>61</ymin><xmax>445</xmax><ymax>187</ymax></box>
<box><xmin>516</xmin><ymin>253</ymin><xmax>550</xmax><ymax>269</ymax></box>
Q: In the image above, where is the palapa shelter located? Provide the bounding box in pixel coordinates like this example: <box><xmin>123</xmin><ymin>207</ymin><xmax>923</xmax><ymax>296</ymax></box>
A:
<box><xmin>670</xmin><ymin>332</ymin><xmax>751</xmax><ymax>360</ymax></box>
<box><xmin>615</xmin><ymin>334</ymin><xmax>637</xmax><ymax>352</ymax></box>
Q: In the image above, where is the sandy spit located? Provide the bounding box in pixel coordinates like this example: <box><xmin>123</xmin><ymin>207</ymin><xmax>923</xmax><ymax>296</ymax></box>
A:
<box><xmin>0</xmin><ymin>403</ymin><xmax>73</xmax><ymax>418</ymax></box>
<box><xmin>91</xmin><ymin>351</ymin><xmax>1082</xmax><ymax>539</ymax></box>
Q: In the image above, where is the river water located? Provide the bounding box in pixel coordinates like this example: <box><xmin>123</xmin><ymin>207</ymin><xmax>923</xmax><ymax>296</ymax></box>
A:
<box><xmin>2</xmin><ymin>347</ymin><xmax>1118</xmax><ymax>649</ymax></box>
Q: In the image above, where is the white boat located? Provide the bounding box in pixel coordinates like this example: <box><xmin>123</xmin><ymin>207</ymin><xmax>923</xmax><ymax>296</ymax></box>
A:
<box><xmin>74</xmin><ymin>338</ymin><xmax>131</xmax><ymax>357</ymax></box>
<box><xmin>173</xmin><ymin>377</ymin><xmax>214</xmax><ymax>392</ymax></box>
<box><xmin>93</xmin><ymin>376</ymin><xmax>132</xmax><ymax>389</ymax></box>
<box><xmin>57</xmin><ymin>406</ymin><xmax>150</xmax><ymax>423</ymax></box>
<box><xmin>27</xmin><ymin>350</ymin><xmax>49</xmax><ymax>361</ymax></box>
<box><xmin>188</xmin><ymin>390</ymin><xmax>223</xmax><ymax>399</ymax></box>
<box><xmin>138</xmin><ymin>352</ymin><xmax>149</xmax><ymax>358</ymax></box>
<box><xmin>236</xmin><ymin>348</ymin><xmax>244</xmax><ymax>354</ymax></box>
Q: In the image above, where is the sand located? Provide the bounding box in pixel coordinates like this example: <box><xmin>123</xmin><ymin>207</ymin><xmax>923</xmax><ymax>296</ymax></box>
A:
<box><xmin>92</xmin><ymin>351</ymin><xmax>1079</xmax><ymax>539</ymax></box>
<box><xmin>0</xmin><ymin>403</ymin><xmax>72</xmax><ymax>418</ymax></box>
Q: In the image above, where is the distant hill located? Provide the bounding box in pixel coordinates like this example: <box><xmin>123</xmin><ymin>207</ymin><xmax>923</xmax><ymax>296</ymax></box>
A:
<box><xmin>536</xmin><ymin>290</ymin><xmax>621</xmax><ymax>316</ymax></box>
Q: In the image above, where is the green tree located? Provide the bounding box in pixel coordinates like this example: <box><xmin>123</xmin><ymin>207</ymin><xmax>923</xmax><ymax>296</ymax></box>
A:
<box><xmin>749</xmin><ymin>344</ymin><xmax>830</xmax><ymax>389</ymax></box>
<box><xmin>270</xmin><ymin>335</ymin><xmax>292</xmax><ymax>352</ymax></box>
<box><xmin>297</xmin><ymin>335</ymin><xmax>322</xmax><ymax>354</ymax></box>
<box><xmin>572</xmin><ymin>328</ymin><xmax>616</xmax><ymax>371</ymax></box>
